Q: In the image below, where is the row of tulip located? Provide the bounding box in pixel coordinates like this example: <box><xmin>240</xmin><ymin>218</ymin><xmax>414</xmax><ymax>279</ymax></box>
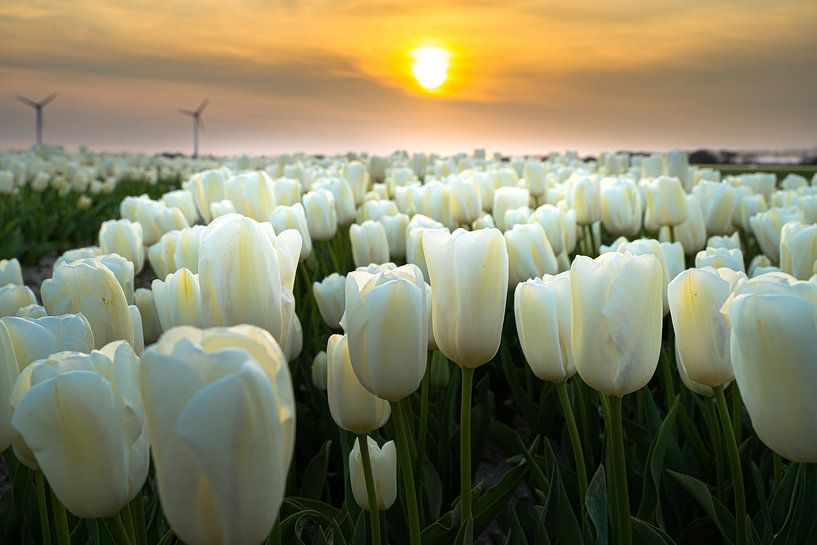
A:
<box><xmin>0</xmin><ymin>148</ymin><xmax>816</xmax><ymax>545</ymax></box>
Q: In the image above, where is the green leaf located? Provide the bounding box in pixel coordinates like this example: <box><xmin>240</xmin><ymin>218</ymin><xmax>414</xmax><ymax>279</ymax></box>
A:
<box><xmin>631</xmin><ymin>516</ymin><xmax>676</xmax><ymax>545</ymax></box>
<box><xmin>586</xmin><ymin>465</ymin><xmax>608</xmax><ymax>545</ymax></box>
<box><xmin>637</xmin><ymin>396</ymin><xmax>680</xmax><ymax>521</ymax></box>
<box><xmin>667</xmin><ymin>470</ymin><xmax>735</xmax><ymax>544</ymax></box>
<box><xmin>301</xmin><ymin>440</ymin><xmax>333</xmax><ymax>499</ymax></box>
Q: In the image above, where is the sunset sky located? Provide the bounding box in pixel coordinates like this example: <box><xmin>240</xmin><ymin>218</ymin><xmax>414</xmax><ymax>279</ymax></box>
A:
<box><xmin>2</xmin><ymin>0</ymin><xmax>816</xmax><ymax>156</ymax></box>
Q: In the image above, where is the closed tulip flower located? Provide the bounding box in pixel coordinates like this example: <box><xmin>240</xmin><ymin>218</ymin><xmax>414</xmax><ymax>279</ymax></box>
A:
<box><xmin>92</xmin><ymin>253</ymin><xmax>136</xmax><ymax>305</ymax></box>
<box><xmin>529</xmin><ymin>204</ymin><xmax>570</xmax><ymax>256</ymax></box>
<box><xmin>99</xmin><ymin>219</ymin><xmax>145</xmax><ymax>274</ymax></box>
<box><xmin>1</xmin><ymin>313</ymin><xmax>95</xmax><ymax>452</ymax></box>
<box><xmin>210</xmin><ymin>199</ymin><xmax>236</xmax><ymax>219</ymax></box>
<box><xmin>162</xmin><ymin>189</ymin><xmax>199</xmax><ymax>225</ymax></box>
<box><xmin>570</xmin><ymin>176</ymin><xmax>601</xmax><ymax>226</ymax></box>
<box><xmin>42</xmin><ymin>259</ymin><xmax>135</xmax><ymax>349</ymax></box>
<box><xmin>313</xmin><ymin>273</ymin><xmax>346</xmax><ymax>330</ymax></box>
<box><xmin>350</xmin><ymin>436</ymin><xmax>398</xmax><ymax>511</ymax></box>
<box><xmin>493</xmin><ymin>187</ymin><xmax>530</xmax><ymax>231</ymax></box>
<box><xmin>327</xmin><ymin>334</ymin><xmax>391</xmax><ymax>434</ymax></box>
<box><xmin>140</xmin><ymin>336</ymin><xmax>290</xmax><ymax>545</ymax></box>
<box><xmin>10</xmin><ymin>342</ymin><xmax>148</xmax><ymax>518</ymax></box>
<box><xmin>198</xmin><ymin>214</ymin><xmax>301</xmax><ymax>347</ymax></box>
<box><xmin>303</xmin><ymin>188</ymin><xmax>338</xmax><ymax>242</ymax></box>
<box><xmin>378</xmin><ymin>213</ymin><xmax>409</xmax><ymax>260</ymax></box>
<box><xmin>695</xmin><ymin>247</ymin><xmax>745</xmax><ymax>273</ymax></box>
<box><xmin>350</xmin><ymin>221</ymin><xmax>390</xmax><ymax>268</ymax></box>
<box><xmin>0</xmin><ymin>285</ymin><xmax>37</xmax><ymax>318</ymax></box>
<box><xmin>151</xmin><ymin>268</ymin><xmax>203</xmax><ymax>332</ymax></box>
<box><xmin>186</xmin><ymin>168</ymin><xmax>227</xmax><ymax>224</ymax></box>
<box><xmin>644</xmin><ymin>176</ymin><xmax>689</xmax><ymax>229</ymax></box>
<box><xmin>779</xmin><ymin>221</ymin><xmax>817</xmax><ymax>280</ymax></box>
<box><xmin>223</xmin><ymin>171</ymin><xmax>278</xmax><ymax>221</ymax></box>
<box><xmin>422</xmin><ymin>182</ymin><xmax>455</xmax><ymax>228</ymax></box>
<box><xmin>450</xmin><ymin>176</ymin><xmax>483</xmax><ymax>225</ymax></box>
<box><xmin>668</xmin><ymin>267</ymin><xmax>746</xmax><ymax>388</ymax></box>
<box><xmin>707</xmin><ymin>232</ymin><xmax>741</xmax><ymax>250</ymax></box>
<box><xmin>696</xmin><ymin>181</ymin><xmax>737</xmax><ymax>236</ymax></box>
<box><xmin>343</xmin><ymin>264</ymin><xmax>428</xmax><ymax>401</ymax></box>
<box><xmin>319</xmin><ymin>178</ymin><xmax>356</xmax><ymax>226</ymax></box>
<box><xmin>269</xmin><ymin>203</ymin><xmax>312</xmax><ymax>261</ymax></box>
<box><xmin>134</xmin><ymin>288</ymin><xmax>161</xmax><ymax>346</ymax></box>
<box><xmin>472</xmin><ymin>213</ymin><xmax>495</xmax><ymax>230</ymax></box>
<box><xmin>619</xmin><ymin>238</ymin><xmax>672</xmax><ymax>314</ymax></box>
<box><xmin>272</xmin><ymin>177</ymin><xmax>302</xmax><ymax>206</ymax></box>
<box><xmin>346</xmin><ymin>161</ymin><xmax>371</xmax><ymax>205</ymax></box>
<box><xmin>0</xmin><ymin>258</ymin><xmax>23</xmax><ymax>286</ymax></box>
<box><xmin>312</xmin><ymin>351</ymin><xmax>328</xmax><ymax>391</ymax></box>
<box><xmin>423</xmin><ymin>228</ymin><xmax>509</xmax><ymax>368</ymax></box>
<box><xmin>733</xmin><ymin>193</ymin><xmax>767</xmax><ymax>233</ymax></box>
<box><xmin>570</xmin><ymin>252</ymin><xmax>663</xmax><ymax>396</ymax></box>
<box><xmin>514</xmin><ymin>272</ymin><xmax>575</xmax><ymax>382</ymax></box>
<box><xmin>523</xmin><ymin>160</ymin><xmax>547</xmax><ymax>198</ymax></box>
<box><xmin>601</xmin><ymin>178</ymin><xmax>643</xmax><ymax>237</ymax></box>
<box><xmin>665</xmin><ymin>194</ymin><xmax>707</xmax><ymax>255</ymax></box>
<box><xmin>148</xmin><ymin>225</ymin><xmax>204</xmax><ymax>280</ymax></box>
<box><xmin>504</xmin><ymin>206</ymin><xmax>532</xmax><ymax>231</ymax></box>
<box><xmin>750</xmin><ymin>206</ymin><xmax>804</xmax><ymax>263</ymax></box>
<box><xmin>505</xmin><ymin>223</ymin><xmax>558</xmax><ymax>289</ymax></box>
<box><xmin>722</xmin><ymin>277</ymin><xmax>817</xmax><ymax>462</ymax></box>
<box><xmin>661</xmin><ymin>241</ymin><xmax>686</xmax><ymax>282</ymax></box>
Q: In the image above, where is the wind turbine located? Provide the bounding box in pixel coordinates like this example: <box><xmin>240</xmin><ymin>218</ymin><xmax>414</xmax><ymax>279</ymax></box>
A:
<box><xmin>178</xmin><ymin>99</ymin><xmax>209</xmax><ymax>158</ymax></box>
<box><xmin>16</xmin><ymin>92</ymin><xmax>58</xmax><ymax>146</ymax></box>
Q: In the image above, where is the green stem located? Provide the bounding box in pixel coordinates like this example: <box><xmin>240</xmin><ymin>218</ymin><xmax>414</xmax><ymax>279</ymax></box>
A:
<box><xmin>773</xmin><ymin>453</ymin><xmax>782</xmax><ymax>489</ymax></box>
<box><xmin>50</xmin><ymin>488</ymin><xmax>71</xmax><ymax>545</ymax></box>
<box><xmin>392</xmin><ymin>401</ymin><xmax>421</xmax><ymax>545</ymax></box>
<box><xmin>415</xmin><ymin>363</ymin><xmax>431</xmax><ymax>520</ymax></box>
<box><xmin>130</xmin><ymin>491</ymin><xmax>147</xmax><ymax>545</ymax></box>
<box><xmin>105</xmin><ymin>512</ymin><xmax>133</xmax><ymax>545</ymax></box>
<box><xmin>460</xmin><ymin>367</ymin><xmax>475</xmax><ymax>531</ymax></box>
<box><xmin>36</xmin><ymin>472</ymin><xmax>52</xmax><ymax>545</ymax></box>
<box><xmin>715</xmin><ymin>385</ymin><xmax>747</xmax><ymax>545</ymax></box>
<box><xmin>557</xmin><ymin>381</ymin><xmax>588</xmax><ymax>505</ymax></box>
<box><xmin>669</xmin><ymin>225</ymin><xmax>676</xmax><ymax>244</ymax></box>
<box><xmin>122</xmin><ymin>503</ymin><xmax>136</xmax><ymax>545</ymax></box>
<box><xmin>607</xmin><ymin>395</ymin><xmax>632</xmax><ymax>545</ymax></box>
<box><xmin>357</xmin><ymin>435</ymin><xmax>382</xmax><ymax>545</ymax></box>
<box><xmin>600</xmin><ymin>394</ymin><xmax>620</xmax><ymax>545</ymax></box>
<box><xmin>731</xmin><ymin>385</ymin><xmax>743</xmax><ymax>445</ymax></box>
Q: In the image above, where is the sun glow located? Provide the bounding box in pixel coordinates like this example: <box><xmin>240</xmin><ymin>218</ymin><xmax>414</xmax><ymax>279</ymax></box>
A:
<box><xmin>411</xmin><ymin>46</ymin><xmax>450</xmax><ymax>91</ymax></box>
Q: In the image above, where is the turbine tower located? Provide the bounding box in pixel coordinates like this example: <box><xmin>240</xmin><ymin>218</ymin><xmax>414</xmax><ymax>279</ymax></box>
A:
<box><xmin>16</xmin><ymin>93</ymin><xmax>58</xmax><ymax>146</ymax></box>
<box><xmin>178</xmin><ymin>99</ymin><xmax>209</xmax><ymax>158</ymax></box>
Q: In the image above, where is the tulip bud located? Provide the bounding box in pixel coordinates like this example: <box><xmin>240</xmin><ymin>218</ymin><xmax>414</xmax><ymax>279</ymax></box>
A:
<box><xmin>42</xmin><ymin>259</ymin><xmax>134</xmax><ymax>349</ymax></box>
<box><xmin>1</xmin><ymin>313</ymin><xmax>95</xmax><ymax>452</ymax></box>
<box><xmin>312</xmin><ymin>351</ymin><xmax>328</xmax><ymax>390</ymax></box>
<box><xmin>349</xmin><ymin>436</ymin><xmax>398</xmax><ymax>511</ymax></box>
<box><xmin>272</xmin><ymin>177</ymin><xmax>302</xmax><ymax>206</ymax></box>
<box><xmin>505</xmin><ymin>223</ymin><xmax>558</xmax><ymax>289</ymax></box>
<box><xmin>346</xmin><ymin>161</ymin><xmax>370</xmax><ymax>205</ymax></box>
<box><xmin>570</xmin><ymin>252</ymin><xmax>663</xmax><ymax>396</ymax></box>
<box><xmin>423</xmin><ymin>228</ymin><xmax>508</xmax><ymax>368</ymax></box>
<box><xmin>668</xmin><ymin>267</ymin><xmax>746</xmax><ymax>388</ymax></box>
<box><xmin>529</xmin><ymin>204</ymin><xmax>570</xmax><ymax>256</ymax></box>
<box><xmin>472</xmin><ymin>213</ymin><xmax>495</xmax><ymax>231</ymax></box>
<box><xmin>343</xmin><ymin>264</ymin><xmax>428</xmax><ymax>401</ymax></box>
<box><xmin>733</xmin><ymin>193</ymin><xmax>767</xmax><ymax>233</ymax></box>
<box><xmin>644</xmin><ymin>176</ymin><xmax>689</xmax><ymax>229</ymax></box>
<box><xmin>779</xmin><ymin>222</ymin><xmax>817</xmax><ymax>280</ymax></box>
<box><xmin>313</xmin><ymin>273</ymin><xmax>346</xmax><ymax>330</ymax></box>
<box><xmin>99</xmin><ymin>219</ymin><xmax>145</xmax><ymax>274</ymax></box>
<box><xmin>664</xmin><ymin>194</ymin><xmax>707</xmax><ymax>255</ymax></box>
<box><xmin>198</xmin><ymin>214</ymin><xmax>301</xmax><ymax>346</ymax></box>
<box><xmin>619</xmin><ymin>239</ymin><xmax>672</xmax><ymax>314</ymax></box>
<box><xmin>303</xmin><ymin>189</ymin><xmax>338</xmax><ymax>242</ymax></box>
<box><xmin>601</xmin><ymin>178</ymin><xmax>642</xmax><ymax>237</ymax></box>
<box><xmin>320</xmin><ymin>178</ymin><xmax>357</xmax><ymax>226</ymax></box>
<box><xmin>514</xmin><ymin>272</ymin><xmax>575</xmax><ymax>382</ymax></box>
<box><xmin>134</xmin><ymin>288</ymin><xmax>161</xmax><ymax>346</ymax></box>
<box><xmin>695</xmin><ymin>181</ymin><xmax>737</xmax><ymax>236</ymax></box>
<box><xmin>0</xmin><ymin>258</ymin><xmax>23</xmax><ymax>287</ymax></box>
<box><xmin>523</xmin><ymin>160</ymin><xmax>547</xmax><ymax>198</ymax></box>
<box><xmin>162</xmin><ymin>189</ymin><xmax>199</xmax><ymax>225</ymax></box>
<box><xmin>0</xmin><ymin>285</ymin><xmax>37</xmax><ymax>318</ymax></box>
<box><xmin>493</xmin><ymin>187</ymin><xmax>530</xmax><ymax>231</ymax></box>
<box><xmin>450</xmin><ymin>176</ymin><xmax>483</xmax><ymax>224</ymax></box>
<box><xmin>210</xmin><ymin>199</ymin><xmax>236</xmax><ymax>219</ymax></box>
<box><xmin>722</xmin><ymin>277</ymin><xmax>817</xmax><ymax>462</ymax></box>
<box><xmin>706</xmin><ymin>232</ymin><xmax>741</xmax><ymax>250</ymax></box>
<box><xmin>661</xmin><ymin>241</ymin><xmax>686</xmax><ymax>282</ymax></box>
<box><xmin>269</xmin><ymin>203</ymin><xmax>312</xmax><ymax>261</ymax></box>
<box><xmin>223</xmin><ymin>171</ymin><xmax>278</xmax><ymax>221</ymax></box>
<box><xmin>327</xmin><ymin>334</ymin><xmax>391</xmax><ymax>433</ymax></box>
<box><xmin>695</xmin><ymin>247</ymin><xmax>745</xmax><ymax>273</ymax></box>
<box><xmin>151</xmin><ymin>268</ymin><xmax>203</xmax><ymax>332</ymax></box>
<box><xmin>148</xmin><ymin>225</ymin><xmax>204</xmax><ymax>280</ymax></box>
<box><xmin>570</xmin><ymin>176</ymin><xmax>601</xmax><ymax>226</ymax></box>
<box><xmin>187</xmin><ymin>168</ymin><xmax>227</xmax><ymax>224</ymax></box>
<box><xmin>350</xmin><ymin>221</ymin><xmax>390</xmax><ymax>268</ymax></box>
<box><xmin>10</xmin><ymin>342</ymin><xmax>148</xmax><ymax>517</ymax></box>
<box><xmin>750</xmin><ymin>206</ymin><xmax>804</xmax><ymax>263</ymax></box>
<box><xmin>141</xmin><ymin>333</ymin><xmax>290</xmax><ymax>545</ymax></box>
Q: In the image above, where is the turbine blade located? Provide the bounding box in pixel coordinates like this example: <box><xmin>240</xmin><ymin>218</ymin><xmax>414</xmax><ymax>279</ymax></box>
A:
<box><xmin>39</xmin><ymin>92</ymin><xmax>58</xmax><ymax>106</ymax></box>
<box><xmin>178</xmin><ymin>108</ymin><xmax>196</xmax><ymax>116</ymax></box>
<box><xmin>16</xmin><ymin>95</ymin><xmax>38</xmax><ymax>107</ymax></box>
<box><xmin>196</xmin><ymin>98</ymin><xmax>209</xmax><ymax>114</ymax></box>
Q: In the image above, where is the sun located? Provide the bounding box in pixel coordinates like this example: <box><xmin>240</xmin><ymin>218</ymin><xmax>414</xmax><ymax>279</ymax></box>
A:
<box><xmin>412</xmin><ymin>46</ymin><xmax>449</xmax><ymax>91</ymax></box>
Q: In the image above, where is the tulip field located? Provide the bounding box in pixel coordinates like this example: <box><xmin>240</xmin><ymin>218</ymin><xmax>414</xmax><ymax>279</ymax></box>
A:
<box><xmin>1</xmin><ymin>147</ymin><xmax>817</xmax><ymax>545</ymax></box>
